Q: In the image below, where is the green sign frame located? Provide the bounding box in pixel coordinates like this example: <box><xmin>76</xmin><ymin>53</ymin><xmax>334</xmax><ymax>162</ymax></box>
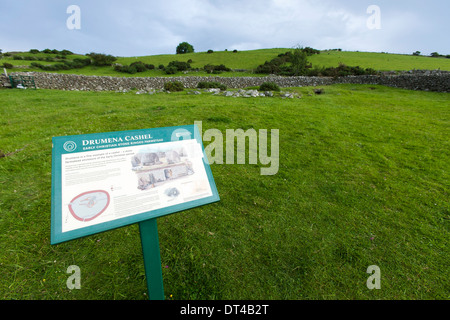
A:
<box><xmin>51</xmin><ymin>125</ymin><xmax>220</xmax><ymax>245</ymax></box>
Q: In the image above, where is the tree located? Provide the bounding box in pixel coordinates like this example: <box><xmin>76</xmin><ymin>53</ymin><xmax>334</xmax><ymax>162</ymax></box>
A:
<box><xmin>290</xmin><ymin>47</ymin><xmax>309</xmax><ymax>76</ymax></box>
<box><xmin>412</xmin><ymin>51</ymin><xmax>421</xmax><ymax>56</ymax></box>
<box><xmin>176</xmin><ymin>42</ymin><xmax>194</xmax><ymax>54</ymax></box>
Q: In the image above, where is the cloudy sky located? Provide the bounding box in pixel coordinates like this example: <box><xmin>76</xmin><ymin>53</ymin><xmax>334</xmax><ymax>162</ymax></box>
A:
<box><xmin>1</xmin><ymin>0</ymin><xmax>448</xmax><ymax>57</ymax></box>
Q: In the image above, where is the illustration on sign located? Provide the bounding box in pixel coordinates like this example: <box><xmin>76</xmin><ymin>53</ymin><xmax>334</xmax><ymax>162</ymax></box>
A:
<box><xmin>68</xmin><ymin>190</ymin><xmax>110</xmax><ymax>222</ymax></box>
<box><xmin>51</xmin><ymin>125</ymin><xmax>219</xmax><ymax>244</ymax></box>
<box><xmin>131</xmin><ymin>146</ymin><xmax>195</xmax><ymax>190</ymax></box>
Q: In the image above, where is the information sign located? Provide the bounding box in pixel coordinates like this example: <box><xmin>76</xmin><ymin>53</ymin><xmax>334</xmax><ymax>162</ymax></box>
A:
<box><xmin>51</xmin><ymin>125</ymin><xmax>220</xmax><ymax>245</ymax></box>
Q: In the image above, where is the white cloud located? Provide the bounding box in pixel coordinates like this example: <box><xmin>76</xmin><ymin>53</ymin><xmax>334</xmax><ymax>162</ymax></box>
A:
<box><xmin>0</xmin><ymin>0</ymin><xmax>448</xmax><ymax>56</ymax></box>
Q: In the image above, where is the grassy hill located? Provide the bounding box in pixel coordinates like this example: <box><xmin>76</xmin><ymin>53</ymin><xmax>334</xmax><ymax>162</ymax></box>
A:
<box><xmin>309</xmin><ymin>50</ymin><xmax>450</xmax><ymax>72</ymax></box>
<box><xmin>117</xmin><ymin>49</ymin><xmax>450</xmax><ymax>72</ymax></box>
<box><xmin>2</xmin><ymin>48</ymin><xmax>450</xmax><ymax>77</ymax></box>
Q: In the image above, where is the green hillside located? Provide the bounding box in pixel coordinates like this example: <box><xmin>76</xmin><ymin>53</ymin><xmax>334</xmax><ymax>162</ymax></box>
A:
<box><xmin>117</xmin><ymin>48</ymin><xmax>291</xmax><ymax>70</ymax></box>
<box><xmin>309</xmin><ymin>50</ymin><xmax>450</xmax><ymax>72</ymax></box>
<box><xmin>2</xmin><ymin>48</ymin><xmax>450</xmax><ymax>77</ymax></box>
<box><xmin>117</xmin><ymin>49</ymin><xmax>450</xmax><ymax>72</ymax></box>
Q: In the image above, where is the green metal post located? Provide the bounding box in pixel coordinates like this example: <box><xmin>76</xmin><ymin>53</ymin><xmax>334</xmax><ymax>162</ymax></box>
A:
<box><xmin>8</xmin><ymin>76</ymin><xmax>15</xmax><ymax>88</ymax></box>
<box><xmin>139</xmin><ymin>218</ymin><xmax>165</xmax><ymax>300</ymax></box>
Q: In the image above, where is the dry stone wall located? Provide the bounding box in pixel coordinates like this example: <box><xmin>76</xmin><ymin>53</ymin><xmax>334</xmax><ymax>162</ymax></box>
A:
<box><xmin>5</xmin><ymin>71</ymin><xmax>450</xmax><ymax>92</ymax></box>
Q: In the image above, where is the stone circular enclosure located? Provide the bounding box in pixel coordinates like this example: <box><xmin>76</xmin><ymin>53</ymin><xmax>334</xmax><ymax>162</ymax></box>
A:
<box><xmin>68</xmin><ymin>190</ymin><xmax>110</xmax><ymax>222</ymax></box>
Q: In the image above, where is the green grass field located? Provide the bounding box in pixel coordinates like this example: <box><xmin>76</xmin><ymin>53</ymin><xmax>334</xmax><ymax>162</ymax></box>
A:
<box><xmin>3</xmin><ymin>48</ymin><xmax>450</xmax><ymax>77</ymax></box>
<box><xmin>0</xmin><ymin>84</ymin><xmax>448</xmax><ymax>299</ymax></box>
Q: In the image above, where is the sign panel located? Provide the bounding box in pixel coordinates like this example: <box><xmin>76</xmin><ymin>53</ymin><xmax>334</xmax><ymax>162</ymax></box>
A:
<box><xmin>51</xmin><ymin>125</ymin><xmax>219</xmax><ymax>244</ymax></box>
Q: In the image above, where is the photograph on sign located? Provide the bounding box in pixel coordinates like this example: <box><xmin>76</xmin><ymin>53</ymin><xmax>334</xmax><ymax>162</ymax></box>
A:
<box><xmin>51</xmin><ymin>125</ymin><xmax>219</xmax><ymax>244</ymax></box>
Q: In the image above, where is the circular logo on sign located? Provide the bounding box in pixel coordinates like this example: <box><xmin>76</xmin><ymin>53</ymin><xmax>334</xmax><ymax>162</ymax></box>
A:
<box><xmin>170</xmin><ymin>128</ymin><xmax>192</xmax><ymax>141</ymax></box>
<box><xmin>63</xmin><ymin>141</ymin><xmax>77</xmax><ymax>152</ymax></box>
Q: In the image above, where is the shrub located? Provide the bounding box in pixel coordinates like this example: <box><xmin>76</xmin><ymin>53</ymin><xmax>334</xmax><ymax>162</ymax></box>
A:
<box><xmin>215</xmin><ymin>64</ymin><xmax>230</xmax><ymax>72</ymax></box>
<box><xmin>72</xmin><ymin>58</ymin><xmax>91</xmax><ymax>67</ymax></box>
<box><xmin>203</xmin><ymin>64</ymin><xmax>231</xmax><ymax>74</ymax></box>
<box><xmin>255</xmin><ymin>51</ymin><xmax>292</xmax><ymax>74</ymax></box>
<box><xmin>164</xmin><ymin>66</ymin><xmax>177</xmax><ymax>74</ymax></box>
<box><xmin>87</xmin><ymin>52</ymin><xmax>117</xmax><ymax>66</ymax></box>
<box><xmin>60</xmin><ymin>49</ymin><xmax>73</xmax><ymax>55</ymax></box>
<box><xmin>203</xmin><ymin>64</ymin><xmax>215</xmax><ymax>74</ymax></box>
<box><xmin>54</xmin><ymin>63</ymin><xmax>71</xmax><ymax>70</ymax></box>
<box><xmin>302</xmin><ymin>47</ymin><xmax>321</xmax><ymax>56</ymax></box>
<box><xmin>41</xmin><ymin>64</ymin><xmax>60</xmax><ymax>71</ymax></box>
<box><xmin>121</xmin><ymin>65</ymin><xmax>137</xmax><ymax>74</ymax></box>
<box><xmin>29</xmin><ymin>49</ymin><xmax>40</xmax><ymax>54</ymax></box>
<box><xmin>167</xmin><ymin>60</ymin><xmax>191</xmax><ymax>71</ymax></box>
<box><xmin>255</xmin><ymin>48</ymin><xmax>318</xmax><ymax>75</ymax></box>
<box><xmin>2</xmin><ymin>62</ymin><xmax>13</xmax><ymax>69</ymax></box>
<box><xmin>30</xmin><ymin>62</ymin><xmax>44</xmax><ymax>69</ymax></box>
<box><xmin>255</xmin><ymin>61</ymin><xmax>281</xmax><ymax>74</ymax></box>
<box><xmin>63</xmin><ymin>58</ymin><xmax>90</xmax><ymax>69</ymax></box>
<box><xmin>13</xmin><ymin>55</ymin><xmax>24</xmax><ymax>60</ymax></box>
<box><xmin>314</xmin><ymin>63</ymin><xmax>378</xmax><ymax>77</ymax></box>
<box><xmin>31</xmin><ymin>63</ymin><xmax>70</xmax><ymax>71</ymax></box>
<box><xmin>130</xmin><ymin>61</ymin><xmax>147</xmax><ymax>72</ymax></box>
<box><xmin>307</xmin><ymin>66</ymin><xmax>321</xmax><ymax>76</ymax></box>
<box><xmin>197</xmin><ymin>81</ymin><xmax>227</xmax><ymax>91</ymax></box>
<box><xmin>207</xmin><ymin>49</ymin><xmax>214</xmax><ymax>54</ymax></box>
<box><xmin>114</xmin><ymin>64</ymin><xmax>138</xmax><ymax>74</ymax></box>
<box><xmin>164</xmin><ymin>81</ymin><xmax>184</xmax><ymax>92</ymax></box>
<box><xmin>259</xmin><ymin>82</ymin><xmax>280</xmax><ymax>92</ymax></box>
<box><xmin>30</xmin><ymin>57</ymin><xmax>91</xmax><ymax>71</ymax></box>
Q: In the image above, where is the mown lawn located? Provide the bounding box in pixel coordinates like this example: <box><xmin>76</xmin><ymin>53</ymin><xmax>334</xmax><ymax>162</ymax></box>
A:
<box><xmin>0</xmin><ymin>84</ymin><xmax>448</xmax><ymax>299</ymax></box>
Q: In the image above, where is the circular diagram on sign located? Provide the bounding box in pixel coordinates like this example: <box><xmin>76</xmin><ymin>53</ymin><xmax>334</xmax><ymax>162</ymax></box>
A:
<box><xmin>68</xmin><ymin>190</ymin><xmax>110</xmax><ymax>222</ymax></box>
